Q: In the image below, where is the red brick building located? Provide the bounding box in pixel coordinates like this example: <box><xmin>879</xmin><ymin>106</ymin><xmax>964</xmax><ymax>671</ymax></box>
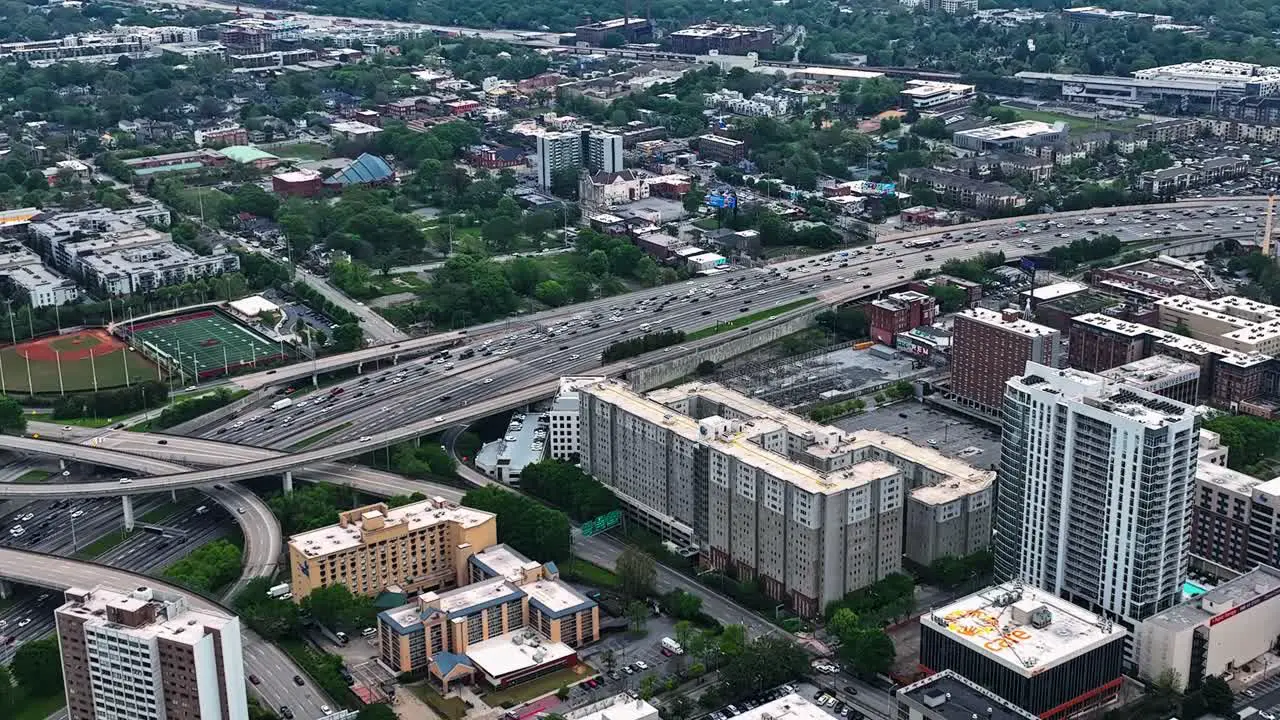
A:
<box><xmin>271</xmin><ymin>168</ymin><xmax>323</xmax><ymax>198</ymax></box>
<box><xmin>867</xmin><ymin>291</ymin><xmax>937</xmax><ymax>346</ymax></box>
<box><xmin>951</xmin><ymin>307</ymin><xmax>1061</xmax><ymax>414</ymax></box>
<box><xmin>465</xmin><ymin>145</ymin><xmax>526</xmax><ymax>169</ymax></box>
<box><xmin>1068</xmin><ymin>315</ymin><xmax>1149</xmax><ymax>372</ymax></box>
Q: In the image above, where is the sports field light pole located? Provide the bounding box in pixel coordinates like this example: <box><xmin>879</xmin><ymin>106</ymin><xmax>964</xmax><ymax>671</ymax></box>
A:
<box><xmin>55</xmin><ymin>349</ymin><xmax>64</xmax><ymax>396</ymax></box>
<box><xmin>89</xmin><ymin>348</ymin><xmax>98</xmax><ymax>392</ymax></box>
<box><xmin>222</xmin><ymin>345</ymin><xmax>229</xmax><ymax>377</ymax></box>
<box><xmin>22</xmin><ymin>347</ymin><xmax>31</xmax><ymax>395</ymax></box>
<box><xmin>175</xmin><ymin>338</ymin><xmax>185</xmax><ymax>388</ymax></box>
<box><xmin>121</xmin><ymin>347</ymin><xmax>130</xmax><ymax>388</ymax></box>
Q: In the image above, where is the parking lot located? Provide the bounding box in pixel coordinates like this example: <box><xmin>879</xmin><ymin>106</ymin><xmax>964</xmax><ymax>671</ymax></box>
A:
<box><xmin>833</xmin><ymin>401</ymin><xmax>1002</xmax><ymax>471</ymax></box>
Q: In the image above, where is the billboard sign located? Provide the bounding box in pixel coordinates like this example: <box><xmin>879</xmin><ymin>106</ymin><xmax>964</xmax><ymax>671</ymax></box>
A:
<box><xmin>846</xmin><ymin>181</ymin><xmax>897</xmax><ymax>197</ymax></box>
<box><xmin>706</xmin><ymin>192</ymin><xmax>737</xmax><ymax>209</ymax></box>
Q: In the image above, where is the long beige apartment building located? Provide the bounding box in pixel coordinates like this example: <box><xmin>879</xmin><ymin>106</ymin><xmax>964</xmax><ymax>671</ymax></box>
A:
<box><xmin>576</xmin><ymin>379</ymin><xmax>993</xmax><ymax>617</ymax></box>
<box><xmin>287</xmin><ymin>497</ymin><xmax>497</xmax><ymax>600</ymax></box>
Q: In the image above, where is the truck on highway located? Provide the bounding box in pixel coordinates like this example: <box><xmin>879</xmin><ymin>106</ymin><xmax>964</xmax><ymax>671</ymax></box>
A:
<box><xmin>267</xmin><ymin>583</ymin><xmax>291</xmax><ymax>599</ymax></box>
<box><xmin>271</xmin><ymin>398</ymin><xmax>294</xmax><ymax>412</ymax></box>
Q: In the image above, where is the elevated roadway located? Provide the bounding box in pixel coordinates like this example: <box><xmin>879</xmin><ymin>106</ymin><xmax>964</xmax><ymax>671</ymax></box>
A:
<box><xmin>0</xmin><ymin>200</ymin><xmax>1266</xmax><ymax>496</ymax></box>
<box><xmin>0</xmin><ymin>549</ymin><xmax>331</xmax><ymax>718</ymax></box>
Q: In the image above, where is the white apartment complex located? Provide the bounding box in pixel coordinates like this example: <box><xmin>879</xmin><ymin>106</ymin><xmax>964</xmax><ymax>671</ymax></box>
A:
<box><xmin>577</xmin><ymin>379</ymin><xmax>992</xmax><ymax>617</ymax></box>
<box><xmin>0</xmin><ymin>242</ymin><xmax>78</xmax><ymax>307</ymax></box>
<box><xmin>549</xmin><ymin>377</ymin><xmax>604</xmax><ymax>460</ymax></box>
<box><xmin>0</xmin><ymin>26</ymin><xmax>197</xmax><ymax>65</ymax></box>
<box><xmin>994</xmin><ymin>362</ymin><xmax>1198</xmax><ymax>629</ymax></box>
<box><xmin>55</xmin><ymin>585</ymin><xmax>248</xmax><ymax>720</ymax></box>
<box><xmin>585</xmin><ymin>131</ymin><xmax>624</xmax><ymax>174</ymax></box>
<box><xmin>29</xmin><ymin>205</ymin><xmax>239</xmax><ymax>296</ymax></box>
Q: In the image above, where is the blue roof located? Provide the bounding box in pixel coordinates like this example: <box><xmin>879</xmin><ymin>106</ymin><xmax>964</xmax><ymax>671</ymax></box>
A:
<box><xmin>543</xmin><ymin>561</ymin><xmax>559</xmax><ymax>576</ymax></box>
<box><xmin>432</xmin><ymin>652</ymin><xmax>473</xmax><ymax>677</ymax></box>
<box><xmin>324</xmin><ymin>153</ymin><xmax>394</xmax><ymax>186</ymax></box>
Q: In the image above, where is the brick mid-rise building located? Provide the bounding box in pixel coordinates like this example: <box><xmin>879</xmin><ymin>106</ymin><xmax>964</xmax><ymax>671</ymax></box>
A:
<box><xmin>1069</xmin><ymin>316</ymin><xmax>1149</xmax><ymax>372</ymax></box>
<box><xmin>950</xmin><ymin>308</ymin><xmax>1061</xmax><ymax>415</ymax></box>
<box><xmin>867</xmin><ymin>290</ymin><xmax>937</xmax><ymax>346</ymax></box>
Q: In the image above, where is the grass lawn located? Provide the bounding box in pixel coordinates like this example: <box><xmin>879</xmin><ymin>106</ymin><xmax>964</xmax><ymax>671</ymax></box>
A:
<box><xmin>687</xmin><ymin>297</ymin><xmax>817</xmax><ymax>341</ymax></box>
<box><xmin>410</xmin><ymin>683</ymin><xmax>469</xmax><ymax>720</ymax></box>
<box><xmin>139</xmin><ymin>497</ymin><xmax>193</xmax><ymax>524</ymax></box>
<box><xmin>13</xmin><ymin>693</ymin><xmax>65</xmax><ymax>720</ymax></box>
<box><xmin>29</xmin><ymin>412</ymin><xmax>116</xmax><ymax>428</ymax></box>
<box><xmin>14</xmin><ymin>469</ymin><xmax>51</xmax><ymax>484</ymax></box>
<box><xmin>562</xmin><ymin>557</ymin><xmax>619</xmax><ymax>589</ymax></box>
<box><xmin>370</xmin><ymin>273</ymin><xmax>429</xmax><ymax>296</ymax></box>
<box><xmin>482</xmin><ymin>665</ymin><xmax>592</xmax><ymax>707</ymax></box>
<box><xmin>277</xmin><ymin>142</ymin><xmax>331</xmax><ymax>161</ymax></box>
<box><xmin>289</xmin><ymin>421</ymin><xmax>353</xmax><ymax>450</ymax></box>
<box><xmin>1003</xmin><ymin>105</ymin><xmax>1144</xmax><ymax>133</ymax></box>
<box><xmin>75</xmin><ymin>529</ymin><xmax>132</xmax><ymax>559</ymax></box>
<box><xmin>0</xmin><ymin>344</ymin><xmax>157</xmax><ymax>394</ymax></box>
<box><xmin>692</xmin><ymin>216</ymin><xmax>720</xmax><ymax>230</ymax></box>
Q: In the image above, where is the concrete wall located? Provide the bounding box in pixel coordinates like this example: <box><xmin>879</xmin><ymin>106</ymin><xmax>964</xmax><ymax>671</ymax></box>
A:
<box><xmin>626</xmin><ymin>308</ymin><xmax>824</xmax><ymax>391</ymax></box>
<box><xmin>163</xmin><ymin>391</ymin><xmax>264</xmax><ymax>436</ymax></box>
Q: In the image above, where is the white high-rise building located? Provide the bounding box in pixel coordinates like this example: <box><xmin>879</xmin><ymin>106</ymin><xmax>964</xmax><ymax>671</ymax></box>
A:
<box><xmin>55</xmin><ymin>585</ymin><xmax>249</xmax><ymax>720</ymax></box>
<box><xmin>994</xmin><ymin>362</ymin><xmax>1198</xmax><ymax>629</ymax></box>
<box><xmin>537</xmin><ymin>131</ymin><xmax>584</xmax><ymax>189</ymax></box>
<box><xmin>585</xmin><ymin>131</ymin><xmax>623</xmax><ymax>173</ymax></box>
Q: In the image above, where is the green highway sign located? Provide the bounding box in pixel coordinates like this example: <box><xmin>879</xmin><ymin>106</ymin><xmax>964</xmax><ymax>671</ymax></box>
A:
<box><xmin>581</xmin><ymin>510</ymin><xmax>622</xmax><ymax>537</ymax></box>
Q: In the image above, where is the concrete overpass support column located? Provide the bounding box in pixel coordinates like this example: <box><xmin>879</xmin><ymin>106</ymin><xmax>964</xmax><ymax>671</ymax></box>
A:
<box><xmin>0</xmin><ymin>580</ymin><xmax>11</xmax><ymax>599</ymax></box>
<box><xmin>357</xmin><ymin>362</ymin><xmax>363</xmax><ymax>374</ymax></box>
<box><xmin>171</xmin><ymin>489</ymin><xmax>177</xmax><ymax>503</ymax></box>
<box><xmin>392</xmin><ymin>354</ymin><xmax>400</xmax><ymax>365</ymax></box>
<box><xmin>282</xmin><ymin>471</ymin><xmax>293</xmax><ymax>494</ymax></box>
<box><xmin>122</xmin><ymin>496</ymin><xmax>135</xmax><ymax>532</ymax></box>
<box><xmin>312</xmin><ymin>372</ymin><xmax>319</xmax><ymax>388</ymax></box>
<box><xmin>59</xmin><ymin>459</ymin><xmax>66</xmax><ymax>471</ymax></box>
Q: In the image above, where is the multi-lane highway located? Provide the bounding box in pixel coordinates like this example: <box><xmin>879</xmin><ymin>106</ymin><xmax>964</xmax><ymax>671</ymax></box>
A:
<box><xmin>0</xmin><ymin>201</ymin><xmax>1267</xmax><ymax>500</ymax></box>
<box><xmin>0</xmin><ymin>549</ymin><xmax>332</xmax><ymax>718</ymax></box>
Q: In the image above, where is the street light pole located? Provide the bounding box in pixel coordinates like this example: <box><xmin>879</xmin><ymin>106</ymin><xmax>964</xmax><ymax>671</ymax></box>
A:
<box><xmin>69</xmin><ymin>510</ymin><xmax>78</xmax><ymax>551</ymax></box>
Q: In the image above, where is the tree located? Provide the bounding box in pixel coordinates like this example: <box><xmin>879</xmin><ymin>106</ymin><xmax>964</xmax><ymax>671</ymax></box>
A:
<box><xmin>556</xmin><ymin>685</ymin><xmax>571</xmax><ymax>700</ymax></box>
<box><xmin>828</xmin><ymin>607</ymin><xmax>861</xmax><ymax>640</ymax></box>
<box><xmin>534</xmin><ymin>279</ymin><xmax>568</xmax><ymax>307</ymax></box>
<box><xmin>603</xmin><ymin>649</ymin><xmax>617</xmax><ymax>673</ymax></box>
<box><xmin>718</xmin><ymin>624</ymin><xmax>748</xmax><ymax>659</ymax></box>
<box><xmin>843</xmin><ymin>629</ymin><xmax>895</xmax><ymax>677</ymax></box>
<box><xmin>332</xmin><ymin>323</ymin><xmax>364</xmax><ymax>352</ymax></box>
<box><xmin>617</xmin><ymin>547</ymin><xmax>657</xmax><ymax>599</ymax></box>
<box><xmin>0</xmin><ymin>397</ymin><xmax>26</xmax><ymax>434</ymax></box>
<box><xmin>1150</xmin><ymin>668</ymin><xmax>1184</xmax><ymax>714</ymax></box>
<box><xmin>0</xmin><ymin>664</ymin><xmax>14</xmax><ymax>714</ymax></box>
<box><xmin>661</xmin><ymin>589</ymin><xmax>703</xmax><ymax>620</ymax></box>
<box><xmin>303</xmin><ymin>584</ymin><xmax>376</xmax><ymax>632</ymax></box>
<box><xmin>696</xmin><ymin>360</ymin><xmax>717</xmax><ymax>376</ymax></box>
<box><xmin>1202</xmin><ymin>675</ymin><xmax>1233</xmax><ymax>715</ymax></box>
<box><xmin>550</xmin><ymin>167</ymin><xmax>579</xmax><ymax>199</ymax></box>
<box><xmin>462</xmin><ymin>486</ymin><xmax>571</xmax><ymax>562</ymax></box>
<box><xmin>674</xmin><ymin>620</ymin><xmax>697</xmax><ymax>671</ymax></box>
<box><xmin>927</xmin><ymin>284</ymin><xmax>968</xmax><ymax>312</ymax></box>
<box><xmin>358</xmin><ymin>705</ymin><xmax>399</xmax><ymax>720</ymax></box>
<box><xmin>233</xmin><ymin>578</ymin><xmax>302</xmax><ymax>640</ymax></box>
<box><xmin>163</xmin><ymin>539</ymin><xmax>243</xmax><ymax>593</ymax></box>
<box><xmin>12</xmin><ymin>637</ymin><xmax>61</xmax><ymax>695</ymax></box>
<box><xmin>628</xmin><ymin>599</ymin><xmax>650</xmax><ymax>633</ymax></box>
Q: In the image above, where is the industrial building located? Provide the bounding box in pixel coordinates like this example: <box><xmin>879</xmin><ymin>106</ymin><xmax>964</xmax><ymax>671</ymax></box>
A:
<box><xmin>287</xmin><ymin>498</ymin><xmax>497</xmax><ymax>600</ymax></box>
<box><xmin>1013</xmin><ymin>71</ymin><xmax>1220</xmax><ymax>111</ymax></box>
<box><xmin>900</xmin><ymin>81</ymin><xmax>977</xmax><ymax>112</ymax></box>
<box><xmin>56</xmin><ymin>585</ymin><xmax>248</xmax><ymax>720</ymax></box>
<box><xmin>951</xmin><ymin>121</ymin><xmax>1068</xmax><ymax>153</ymax></box>
<box><xmin>949</xmin><ymin>308</ymin><xmax>1061</xmax><ymax>415</ymax></box>
<box><xmin>577</xmin><ymin>379</ymin><xmax>992</xmax><ymax>617</ymax></box>
<box><xmin>668</xmin><ymin>23</ymin><xmax>774</xmax><ymax>55</ymax></box>
<box><xmin>377</xmin><ymin>544</ymin><xmax>598</xmax><ymax>689</ymax></box>
<box><xmin>1099</xmin><ymin>355</ymin><xmax>1201</xmax><ymax>404</ymax></box>
<box><xmin>995</xmin><ymin>363</ymin><xmax>1198</xmax><ymax>628</ymax></box>
<box><xmin>1134</xmin><ymin>59</ymin><xmax>1280</xmax><ymax>96</ymax></box>
<box><xmin>1137</xmin><ymin>565</ymin><xmax>1280</xmax><ymax>691</ymax></box>
<box><xmin>920</xmin><ymin>583</ymin><xmax>1126</xmax><ymax>720</ymax></box>
<box><xmin>1091</xmin><ymin>255</ymin><xmax>1218</xmax><ymax>301</ymax></box>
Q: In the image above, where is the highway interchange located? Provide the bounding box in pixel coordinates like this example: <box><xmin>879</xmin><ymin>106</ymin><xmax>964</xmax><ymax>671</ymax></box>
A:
<box><xmin>0</xmin><ymin>199</ymin><xmax>1268</xmax><ymax>720</ymax></box>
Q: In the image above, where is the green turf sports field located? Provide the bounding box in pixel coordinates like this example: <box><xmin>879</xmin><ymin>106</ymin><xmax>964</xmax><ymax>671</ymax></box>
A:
<box><xmin>128</xmin><ymin>311</ymin><xmax>284</xmax><ymax>380</ymax></box>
